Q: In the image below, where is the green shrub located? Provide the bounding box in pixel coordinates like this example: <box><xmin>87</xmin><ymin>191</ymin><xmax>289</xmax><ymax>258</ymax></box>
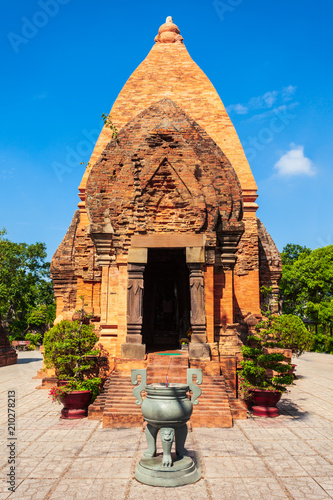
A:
<box><xmin>43</xmin><ymin>320</ymin><xmax>100</xmax><ymax>381</ymax></box>
<box><xmin>324</xmin><ymin>336</ymin><xmax>333</xmax><ymax>353</ymax></box>
<box><xmin>25</xmin><ymin>332</ymin><xmax>42</xmax><ymax>344</ymax></box>
<box><xmin>239</xmin><ymin>334</ymin><xmax>293</xmax><ymax>399</ymax></box>
<box><xmin>311</xmin><ymin>333</ymin><xmax>333</xmax><ymax>354</ymax></box>
<box><xmin>269</xmin><ymin>314</ymin><xmax>313</xmax><ymax>356</ymax></box>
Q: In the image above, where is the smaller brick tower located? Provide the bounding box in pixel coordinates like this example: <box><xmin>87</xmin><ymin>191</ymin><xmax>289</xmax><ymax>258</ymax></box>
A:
<box><xmin>0</xmin><ymin>315</ymin><xmax>17</xmax><ymax>367</ymax></box>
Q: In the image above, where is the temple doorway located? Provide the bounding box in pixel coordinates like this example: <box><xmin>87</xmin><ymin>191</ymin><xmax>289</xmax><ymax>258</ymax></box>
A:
<box><xmin>142</xmin><ymin>248</ymin><xmax>190</xmax><ymax>351</ymax></box>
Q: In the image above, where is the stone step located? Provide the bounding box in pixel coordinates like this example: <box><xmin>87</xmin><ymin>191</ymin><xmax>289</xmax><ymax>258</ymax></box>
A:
<box><xmin>88</xmin><ymin>357</ymin><xmax>247</xmax><ymax>427</ymax></box>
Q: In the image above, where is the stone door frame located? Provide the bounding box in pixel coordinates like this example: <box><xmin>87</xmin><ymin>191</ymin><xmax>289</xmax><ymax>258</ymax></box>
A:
<box><xmin>121</xmin><ymin>234</ymin><xmax>208</xmax><ymax>359</ymax></box>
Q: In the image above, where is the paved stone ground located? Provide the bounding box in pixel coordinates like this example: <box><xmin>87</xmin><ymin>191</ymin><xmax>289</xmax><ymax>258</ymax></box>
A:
<box><xmin>1</xmin><ymin>352</ymin><xmax>333</xmax><ymax>499</ymax></box>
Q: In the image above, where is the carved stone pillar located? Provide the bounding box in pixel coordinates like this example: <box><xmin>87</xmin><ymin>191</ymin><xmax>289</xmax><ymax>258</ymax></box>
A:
<box><xmin>188</xmin><ymin>264</ymin><xmax>209</xmax><ymax>359</ymax></box>
<box><xmin>188</xmin><ymin>264</ymin><xmax>206</xmax><ymax>342</ymax></box>
<box><xmin>121</xmin><ymin>263</ymin><xmax>146</xmax><ymax>359</ymax></box>
<box><xmin>126</xmin><ymin>264</ymin><xmax>145</xmax><ymax>343</ymax></box>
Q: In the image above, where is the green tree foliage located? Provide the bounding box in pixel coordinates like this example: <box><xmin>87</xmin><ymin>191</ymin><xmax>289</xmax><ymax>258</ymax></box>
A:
<box><xmin>0</xmin><ymin>228</ymin><xmax>55</xmax><ymax>339</ymax></box>
<box><xmin>281</xmin><ymin>243</ymin><xmax>311</xmax><ymax>265</ymax></box>
<box><xmin>258</xmin><ymin>314</ymin><xmax>313</xmax><ymax>357</ymax></box>
<box><xmin>280</xmin><ymin>244</ymin><xmax>333</xmax><ymax>342</ymax></box>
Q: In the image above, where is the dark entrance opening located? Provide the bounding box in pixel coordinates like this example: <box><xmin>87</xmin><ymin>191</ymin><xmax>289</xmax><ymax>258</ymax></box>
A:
<box><xmin>142</xmin><ymin>248</ymin><xmax>190</xmax><ymax>351</ymax></box>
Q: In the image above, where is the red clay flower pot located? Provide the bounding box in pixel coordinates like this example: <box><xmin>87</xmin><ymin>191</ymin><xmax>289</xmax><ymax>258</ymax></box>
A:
<box><xmin>57</xmin><ymin>380</ymin><xmax>69</xmax><ymax>387</ymax></box>
<box><xmin>60</xmin><ymin>391</ymin><xmax>91</xmax><ymax>419</ymax></box>
<box><xmin>251</xmin><ymin>389</ymin><xmax>282</xmax><ymax>417</ymax></box>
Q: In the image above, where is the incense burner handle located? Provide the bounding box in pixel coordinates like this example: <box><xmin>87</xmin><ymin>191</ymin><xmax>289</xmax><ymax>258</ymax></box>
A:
<box><xmin>131</xmin><ymin>369</ymin><xmax>147</xmax><ymax>406</ymax></box>
<box><xmin>187</xmin><ymin>368</ymin><xmax>203</xmax><ymax>406</ymax></box>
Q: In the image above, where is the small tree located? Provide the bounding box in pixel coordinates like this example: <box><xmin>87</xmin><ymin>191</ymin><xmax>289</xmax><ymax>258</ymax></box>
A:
<box><xmin>44</xmin><ymin>320</ymin><xmax>100</xmax><ymax>381</ymax></box>
<box><xmin>269</xmin><ymin>314</ymin><xmax>313</xmax><ymax>357</ymax></box>
<box><xmin>0</xmin><ymin>228</ymin><xmax>55</xmax><ymax>337</ymax></box>
<box><xmin>240</xmin><ymin>335</ymin><xmax>293</xmax><ymax>401</ymax></box>
<box><xmin>239</xmin><ymin>314</ymin><xmax>297</xmax><ymax>401</ymax></box>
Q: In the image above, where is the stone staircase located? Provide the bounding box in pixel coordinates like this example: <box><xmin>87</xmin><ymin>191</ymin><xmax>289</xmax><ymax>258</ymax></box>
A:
<box><xmin>191</xmin><ymin>375</ymin><xmax>233</xmax><ymax>427</ymax></box>
<box><xmin>88</xmin><ymin>351</ymin><xmax>246</xmax><ymax>428</ymax></box>
<box><xmin>147</xmin><ymin>352</ymin><xmax>189</xmax><ymax>385</ymax></box>
<box><xmin>88</xmin><ymin>371</ymin><xmax>144</xmax><ymax>428</ymax></box>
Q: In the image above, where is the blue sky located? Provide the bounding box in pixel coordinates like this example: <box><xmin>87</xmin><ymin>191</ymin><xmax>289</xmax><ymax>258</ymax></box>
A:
<box><xmin>1</xmin><ymin>0</ymin><xmax>332</xmax><ymax>261</ymax></box>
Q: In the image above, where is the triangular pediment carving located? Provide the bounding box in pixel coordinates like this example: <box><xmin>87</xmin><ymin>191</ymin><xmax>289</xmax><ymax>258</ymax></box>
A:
<box><xmin>141</xmin><ymin>157</ymin><xmax>206</xmax><ymax>231</ymax></box>
<box><xmin>142</xmin><ymin>157</ymin><xmax>192</xmax><ymax>201</ymax></box>
<box><xmin>86</xmin><ymin>99</ymin><xmax>244</xmax><ymax>251</ymax></box>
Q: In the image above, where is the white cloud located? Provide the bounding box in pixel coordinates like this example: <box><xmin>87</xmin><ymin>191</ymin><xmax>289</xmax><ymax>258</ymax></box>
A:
<box><xmin>226</xmin><ymin>85</ymin><xmax>297</xmax><ymax>116</ymax></box>
<box><xmin>274</xmin><ymin>145</ymin><xmax>315</xmax><ymax>177</ymax></box>
<box><xmin>226</xmin><ymin>103</ymin><xmax>248</xmax><ymax>115</ymax></box>
<box><xmin>282</xmin><ymin>85</ymin><xmax>297</xmax><ymax>101</ymax></box>
<box><xmin>248</xmin><ymin>102</ymin><xmax>299</xmax><ymax>122</ymax></box>
<box><xmin>248</xmin><ymin>90</ymin><xmax>278</xmax><ymax>110</ymax></box>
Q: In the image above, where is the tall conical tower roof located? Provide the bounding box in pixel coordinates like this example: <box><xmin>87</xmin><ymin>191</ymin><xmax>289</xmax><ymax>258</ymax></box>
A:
<box><xmin>79</xmin><ymin>17</ymin><xmax>258</xmax><ymax>213</ymax></box>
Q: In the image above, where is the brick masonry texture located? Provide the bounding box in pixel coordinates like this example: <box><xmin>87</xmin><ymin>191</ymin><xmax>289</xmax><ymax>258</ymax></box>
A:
<box><xmin>51</xmin><ymin>18</ymin><xmax>281</xmax><ymax>363</ymax></box>
<box><xmin>51</xmin><ymin>210</ymin><xmax>102</xmax><ymax>320</ymax></box>
<box><xmin>79</xmin><ymin>32</ymin><xmax>257</xmax><ymax>197</ymax></box>
<box><xmin>86</xmin><ymin>98</ymin><xmax>244</xmax><ymax>253</ymax></box>
<box><xmin>257</xmin><ymin>218</ymin><xmax>282</xmax><ymax>313</ymax></box>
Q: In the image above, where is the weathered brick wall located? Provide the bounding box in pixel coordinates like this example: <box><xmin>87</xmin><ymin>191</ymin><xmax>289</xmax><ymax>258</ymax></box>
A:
<box><xmin>79</xmin><ymin>36</ymin><xmax>257</xmax><ymax>199</ymax></box>
<box><xmin>234</xmin><ymin>218</ymin><xmax>259</xmax><ymax>277</ymax></box>
<box><xmin>51</xmin><ymin>19</ymin><xmax>282</xmax><ymax>363</ymax></box>
<box><xmin>86</xmin><ymin>99</ymin><xmax>244</xmax><ymax>253</ymax></box>
<box><xmin>257</xmin><ymin>218</ymin><xmax>282</xmax><ymax>313</ymax></box>
<box><xmin>51</xmin><ymin>210</ymin><xmax>102</xmax><ymax>321</ymax></box>
<box><xmin>233</xmin><ymin>217</ymin><xmax>261</xmax><ymax>319</ymax></box>
<box><xmin>51</xmin><ymin>211</ymin><xmax>79</xmax><ymax>318</ymax></box>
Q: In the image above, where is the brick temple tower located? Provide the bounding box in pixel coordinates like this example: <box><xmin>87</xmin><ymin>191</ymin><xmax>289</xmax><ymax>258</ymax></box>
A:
<box><xmin>51</xmin><ymin>17</ymin><xmax>281</xmax><ymax>366</ymax></box>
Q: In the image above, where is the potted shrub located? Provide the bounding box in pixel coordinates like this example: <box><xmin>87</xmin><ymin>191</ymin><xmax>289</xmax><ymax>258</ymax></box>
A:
<box><xmin>44</xmin><ymin>317</ymin><xmax>101</xmax><ymax>419</ymax></box>
<box><xmin>258</xmin><ymin>313</ymin><xmax>313</xmax><ymax>378</ymax></box>
<box><xmin>239</xmin><ymin>332</ymin><xmax>293</xmax><ymax>417</ymax></box>
<box><xmin>268</xmin><ymin>314</ymin><xmax>313</xmax><ymax>356</ymax></box>
<box><xmin>49</xmin><ymin>377</ymin><xmax>101</xmax><ymax>418</ymax></box>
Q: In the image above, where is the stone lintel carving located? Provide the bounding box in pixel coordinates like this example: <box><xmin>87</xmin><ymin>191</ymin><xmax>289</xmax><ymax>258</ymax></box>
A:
<box><xmin>126</xmin><ymin>263</ymin><xmax>145</xmax><ymax>342</ymax></box>
<box><xmin>188</xmin><ymin>264</ymin><xmax>206</xmax><ymax>340</ymax></box>
<box><xmin>131</xmin><ymin>234</ymin><xmax>205</xmax><ymax>249</ymax></box>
